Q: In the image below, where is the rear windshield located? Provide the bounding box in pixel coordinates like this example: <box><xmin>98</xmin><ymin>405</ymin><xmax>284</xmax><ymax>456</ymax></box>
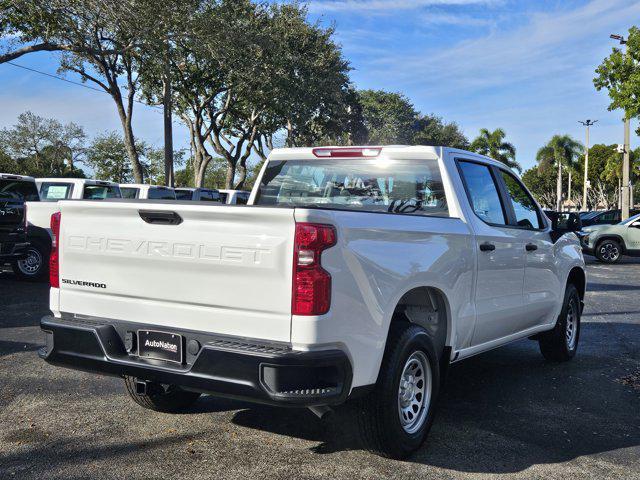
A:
<box><xmin>120</xmin><ymin>187</ymin><xmax>139</xmax><ymax>199</ymax></box>
<box><xmin>83</xmin><ymin>185</ymin><xmax>121</xmax><ymax>199</ymax></box>
<box><xmin>40</xmin><ymin>182</ymin><xmax>73</xmax><ymax>201</ymax></box>
<box><xmin>255</xmin><ymin>159</ymin><xmax>448</xmax><ymax>216</ymax></box>
<box><xmin>175</xmin><ymin>189</ymin><xmax>193</xmax><ymax>200</ymax></box>
<box><xmin>148</xmin><ymin>188</ymin><xmax>176</xmax><ymax>200</ymax></box>
<box><xmin>0</xmin><ymin>179</ymin><xmax>40</xmax><ymax>201</ymax></box>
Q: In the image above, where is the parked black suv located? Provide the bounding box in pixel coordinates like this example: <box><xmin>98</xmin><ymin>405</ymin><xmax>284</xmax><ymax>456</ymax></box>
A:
<box><xmin>0</xmin><ymin>174</ymin><xmax>39</xmax><ymax>273</ymax></box>
<box><xmin>581</xmin><ymin>209</ymin><xmax>640</xmax><ymax>227</ymax></box>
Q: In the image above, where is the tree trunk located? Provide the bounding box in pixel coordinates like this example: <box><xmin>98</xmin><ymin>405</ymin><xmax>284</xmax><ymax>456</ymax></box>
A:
<box><xmin>114</xmin><ymin>97</ymin><xmax>144</xmax><ymax>183</ymax></box>
<box><xmin>162</xmin><ymin>40</ymin><xmax>174</xmax><ymax>187</ymax></box>
<box><xmin>556</xmin><ymin>161</ymin><xmax>562</xmax><ymax>211</ymax></box>
<box><xmin>225</xmin><ymin>161</ymin><xmax>236</xmax><ymax>189</ymax></box>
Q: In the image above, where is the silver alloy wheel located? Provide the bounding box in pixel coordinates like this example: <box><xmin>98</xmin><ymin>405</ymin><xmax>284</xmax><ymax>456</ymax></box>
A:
<box><xmin>17</xmin><ymin>247</ymin><xmax>43</xmax><ymax>276</ymax></box>
<box><xmin>599</xmin><ymin>242</ymin><xmax>620</xmax><ymax>262</ymax></box>
<box><xmin>565</xmin><ymin>298</ymin><xmax>578</xmax><ymax>350</ymax></box>
<box><xmin>397</xmin><ymin>351</ymin><xmax>432</xmax><ymax>434</ymax></box>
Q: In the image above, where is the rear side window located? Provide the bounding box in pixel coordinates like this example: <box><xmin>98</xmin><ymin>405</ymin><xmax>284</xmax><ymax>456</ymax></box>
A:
<box><xmin>120</xmin><ymin>187</ymin><xmax>139</xmax><ymax>199</ymax></box>
<box><xmin>83</xmin><ymin>185</ymin><xmax>120</xmax><ymax>199</ymax></box>
<box><xmin>500</xmin><ymin>171</ymin><xmax>543</xmax><ymax>229</ymax></box>
<box><xmin>236</xmin><ymin>192</ymin><xmax>249</xmax><ymax>205</ymax></box>
<box><xmin>148</xmin><ymin>188</ymin><xmax>176</xmax><ymax>200</ymax></box>
<box><xmin>175</xmin><ymin>189</ymin><xmax>193</xmax><ymax>200</ymax></box>
<box><xmin>0</xmin><ymin>179</ymin><xmax>39</xmax><ymax>201</ymax></box>
<box><xmin>458</xmin><ymin>161</ymin><xmax>506</xmax><ymax>225</ymax></box>
<box><xmin>40</xmin><ymin>183</ymin><xmax>73</xmax><ymax>201</ymax></box>
<box><xmin>200</xmin><ymin>190</ymin><xmax>220</xmax><ymax>202</ymax></box>
<box><xmin>219</xmin><ymin>192</ymin><xmax>228</xmax><ymax>203</ymax></box>
<box><xmin>256</xmin><ymin>159</ymin><xmax>449</xmax><ymax>217</ymax></box>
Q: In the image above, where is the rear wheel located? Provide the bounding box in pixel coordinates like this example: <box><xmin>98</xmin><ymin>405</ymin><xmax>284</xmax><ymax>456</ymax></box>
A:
<box><xmin>595</xmin><ymin>239</ymin><xmax>621</xmax><ymax>264</ymax></box>
<box><xmin>124</xmin><ymin>376</ymin><xmax>201</xmax><ymax>413</ymax></box>
<box><xmin>351</xmin><ymin>323</ymin><xmax>440</xmax><ymax>459</ymax></box>
<box><xmin>538</xmin><ymin>284</ymin><xmax>581</xmax><ymax>362</ymax></box>
<box><xmin>11</xmin><ymin>242</ymin><xmax>48</xmax><ymax>281</ymax></box>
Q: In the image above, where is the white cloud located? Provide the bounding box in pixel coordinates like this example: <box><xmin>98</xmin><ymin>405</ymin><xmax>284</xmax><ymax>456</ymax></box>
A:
<box><xmin>308</xmin><ymin>0</ymin><xmax>498</xmax><ymax>13</ymax></box>
<box><xmin>419</xmin><ymin>12</ymin><xmax>494</xmax><ymax>26</ymax></box>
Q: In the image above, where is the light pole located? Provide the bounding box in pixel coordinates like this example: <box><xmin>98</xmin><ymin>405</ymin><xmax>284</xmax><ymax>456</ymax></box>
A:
<box><xmin>579</xmin><ymin>119</ymin><xmax>597</xmax><ymax>210</ymax></box>
<box><xmin>610</xmin><ymin>34</ymin><xmax>631</xmax><ymax>220</ymax></box>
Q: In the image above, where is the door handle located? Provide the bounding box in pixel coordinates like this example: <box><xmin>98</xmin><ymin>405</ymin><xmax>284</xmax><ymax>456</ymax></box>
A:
<box><xmin>138</xmin><ymin>210</ymin><xmax>183</xmax><ymax>225</ymax></box>
<box><xmin>479</xmin><ymin>242</ymin><xmax>496</xmax><ymax>252</ymax></box>
<box><xmin>525</xmin><ymin>243</ymin><xmax>538</xmax><ymax>252</ymax></box>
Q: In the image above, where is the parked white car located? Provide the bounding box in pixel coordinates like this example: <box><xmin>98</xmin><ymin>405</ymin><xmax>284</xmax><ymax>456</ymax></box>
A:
<box><xmin>22</xmin><ymin>178</ymin><xmax>121</xmax><ymax>280</ymax></box>
<box><xmin>219</xmin><ymin>189</ymin><xmax>250</xmax><ymax>204</ymax></box>
<box><xmin>119</xmin><ymin>184</ymin><xmax>176</xmax><ymax>200</ymax></box>
<box><xmin>174</xmin><ymin>187</ymin><xmax>222</xmax><ymax>202</ymax></box>
<box><xmin>40</xmin><ymin>146</ymin><xmax>585</xmax><ymax>458</ymax></box>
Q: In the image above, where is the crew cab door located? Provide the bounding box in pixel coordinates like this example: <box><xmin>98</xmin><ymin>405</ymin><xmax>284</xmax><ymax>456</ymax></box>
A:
<box><xmin>457</xmin><ymin>160</ymin><xmax>526</xmax><ymax>346</ymax></box>
<box><xmin>496</xmin><ymin>169</ymin><xmax>561</xmax><ymax>329</ymax></box>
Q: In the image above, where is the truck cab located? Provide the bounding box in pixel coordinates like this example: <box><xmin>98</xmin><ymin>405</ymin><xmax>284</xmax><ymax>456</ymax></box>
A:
<box><xmin>119</xmin><ymin>184</ymin><xmax>176</xmax><ymax>200</ymax></box>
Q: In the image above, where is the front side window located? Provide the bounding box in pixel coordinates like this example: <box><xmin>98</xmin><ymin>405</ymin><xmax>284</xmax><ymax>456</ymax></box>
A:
<box><xmin>148</xmin><ymin>188</ymin><xmax>176</xmax><ymax>200</ymax></box>
<box><xmin>255</xmin><ymin>158</ymin><xmax>449</xmax><ymax>217</ymax></box>
<box><xmin>83</xmin><ymin>185</ymin><xmax>121</xmax><ymax>199</ymax></box>
<box><xmin>40</xmin><ymin>183</ymin><xmax>73</xmax><ymax>201</ymax></box>
<box><xmin>500</xmin><ymin>171</ymin><xmax>543</xmax><ymax>229</ymax></box>
<box><xmin>236</xmin><ymin>192</ymin><xmax>249</xmax><ymax>205</ymax></box>
<box><xmin>120</xmin><ymin>187</ymin><xmax>139</xmax><ymax>199</ymax></box>
<box><xmin>458</xmin><ymin>161</ymin><xmax>505</xmax><ymax>225</ymax></box>
<box><xmin>0</xmin><ymin>179</ymin><xmax>39</xmax><ymax>201</ymax></box>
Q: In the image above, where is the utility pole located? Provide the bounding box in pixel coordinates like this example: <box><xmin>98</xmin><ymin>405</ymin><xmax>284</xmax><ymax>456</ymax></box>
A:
<box><xmin>611</xmin><ymin>34</ymin><xmax>631</xmax><ymax>220</ymax></box>
<box><xmin>579</xmin><ymin>119</ymin><xmax>597</xmax><ymax>210</ymax></box>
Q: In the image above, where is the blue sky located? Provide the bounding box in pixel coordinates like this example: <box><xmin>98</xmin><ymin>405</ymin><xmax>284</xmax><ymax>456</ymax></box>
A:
<box><xmin>1</xmin><ymin>0</ymin><xmax>640</xmax><ymax>172</ymax></box>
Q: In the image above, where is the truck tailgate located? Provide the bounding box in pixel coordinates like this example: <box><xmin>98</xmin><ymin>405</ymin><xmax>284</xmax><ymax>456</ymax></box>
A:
<box><xmin>55</xmin><ymin>201</ymin><xmax>295</xmax><ymax>342</ymax></box>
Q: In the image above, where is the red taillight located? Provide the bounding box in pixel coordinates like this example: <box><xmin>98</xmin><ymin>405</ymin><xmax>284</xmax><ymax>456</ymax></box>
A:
<box><xmin>292</xmin><ymin>223</ymin><xmax>336</xmax><ymax>316</ymax></box>
<box><xmin>49</xmin><ymin>212</ymin><xmax>61</xmax><ymax>288</ymax></box>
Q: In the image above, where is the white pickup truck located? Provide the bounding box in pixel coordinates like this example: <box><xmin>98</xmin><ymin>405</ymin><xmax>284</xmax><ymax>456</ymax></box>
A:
<box><xmin>39</xmin><ymin>146</ymin><xmax>586</xmax><ymax>458</ymax></box>
<box><xmin>22</xmin><ymin>178</ymin><xmax>121</xmax><ymax>280</ymax></box>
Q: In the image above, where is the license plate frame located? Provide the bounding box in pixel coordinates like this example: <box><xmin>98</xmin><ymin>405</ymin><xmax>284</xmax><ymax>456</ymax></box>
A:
<box><xmin>137</xmin><ymin>330</ymin><xmax>183</xmax><ymax>364</ymax></box>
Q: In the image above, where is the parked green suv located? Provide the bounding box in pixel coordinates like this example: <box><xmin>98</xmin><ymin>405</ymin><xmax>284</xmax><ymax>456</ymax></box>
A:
<box><xmin>580</xmin><ymin>213</ymin><xmax>640</xmax><ymax>263</ymax></box>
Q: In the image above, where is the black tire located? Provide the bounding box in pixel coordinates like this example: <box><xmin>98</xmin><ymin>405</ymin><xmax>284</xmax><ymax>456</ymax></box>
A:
<box><xmin>352</xmin><ymin>323</ymin><xmax>440</xmax><ymax>459</ymax></box>
<box><xmin>124</xmin><ymin>376</ymin><xmax>201</xmax><ymax>413</ymax></box>
<box><xmin>538</xmin><ymin>284</ymin><xmax>581</xmax><ymax>362</ymax></box>
<box><xmin>11</xmin><ymin>242</ymin><xmax>49</xmax><ymax>281</ymax></box>
<box><xmin>595</xmin><ymin>239</ymin><xmax>622</xmax><ymax>264</ymax></box>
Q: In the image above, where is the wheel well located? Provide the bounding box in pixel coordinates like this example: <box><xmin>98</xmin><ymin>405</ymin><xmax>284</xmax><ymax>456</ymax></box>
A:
<box><xmin>390</xmin><ymin>287</ymin><xmax>449</xmax><ymax>356</ymax></box>
<box><xmin>595</xmin><ymin>235</ymin><xmax>626</xmax><ymax>253</ymax></box>
<box><xmin>567</xmin><ymin>267</ymin><xmax>586</xmax><ymax>301</ymax></box>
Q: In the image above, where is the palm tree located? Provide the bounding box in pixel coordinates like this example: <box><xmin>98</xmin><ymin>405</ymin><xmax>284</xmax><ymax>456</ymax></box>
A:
<box><xmin>470</xmin><ymin>128</ymin><xmax>521</xmax><ymax>172</ymax></box>
<box><xmin>536</xmin><ymin>135</ymin><xmax>584</xmax><ymax>211</ymax></box>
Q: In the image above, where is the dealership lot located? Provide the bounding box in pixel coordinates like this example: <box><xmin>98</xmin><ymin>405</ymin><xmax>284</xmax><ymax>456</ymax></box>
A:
<box><xmin>1</xmin><ymin>258</ymin><xmax>639</xmax><ymax>480</ymax></box>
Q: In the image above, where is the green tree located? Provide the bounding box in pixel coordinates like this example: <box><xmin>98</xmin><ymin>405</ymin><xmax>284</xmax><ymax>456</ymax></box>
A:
<box><xmin>413</xmin><ymin>114</ymin><xmax>469</xmax><ymax>149</ymax></box>
<box><xmin>470</xmin><ymin>128</ymin><xmax>521</xmax><ymax>172</ymax></box>
<box><xmin>0</xmin><ymin>111</ymin><xmax>86</xmax><ymax>177</ymax></box>
<box><xmin>594</xmin><ymin>26</ymin><xmax>640</xmax><ymax>135</ymax></box>
<box><xmin>357</xmin><ymin>90</ymin><xmax>417</xmax><ymax>145</ymax></box>
<box><xmin>85</xmin><ymin>132</ymin><xmax>135</xmax><ymax>183</ymax></box>
<box><xmin>522</xmin><ymin>166</ymin><xmax>558</xmax><ymax>209</ymax></box>
<box><xmin>536</xmin><ymin>135</ymin><xmax>583</xmax><ymax>211</ymax></box>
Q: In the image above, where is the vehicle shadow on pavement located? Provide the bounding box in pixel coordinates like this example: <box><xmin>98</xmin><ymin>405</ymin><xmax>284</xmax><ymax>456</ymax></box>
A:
<box><xmin>0</xmin><ymin>340</ymin><xmax>41</xmax><ymax>358</ymax></box>
<box><xmin>228</xmin><ymin>322</ymin><xmax>640</xmax><ymax>473</ymax></box>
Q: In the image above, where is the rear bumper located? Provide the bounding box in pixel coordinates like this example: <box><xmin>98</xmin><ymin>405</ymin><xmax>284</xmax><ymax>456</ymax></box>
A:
<box><xmin>0</xmin><ymin>241</ymin><xmax>29</xmax><ymax>260</ymax></box>
<box><xmin>39</xmin><ymin>315</ymin><xmax>352</xmax><ymax>407</ymax></box>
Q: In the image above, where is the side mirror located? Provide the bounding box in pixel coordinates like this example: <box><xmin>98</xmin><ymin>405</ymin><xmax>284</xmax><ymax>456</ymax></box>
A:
<box><xmin>548</xmin><ymin>211</ymin><xmax>582</xmax><ymax>241</ymax></box>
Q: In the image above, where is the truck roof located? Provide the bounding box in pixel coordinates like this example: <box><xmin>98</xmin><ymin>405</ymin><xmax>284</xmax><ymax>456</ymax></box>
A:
<box><xmin>36</xmin><ymin>178</ymin><xmax>119</xmax><ymax>186</ymax></box>
<box><xmin>120</xmin><ymin>184</ymin><xmax>174</xmax><ymax>190</ymax></box>
<box><xmin>0</xmin><ymin>173</ymin><xmax>36</xmax><ymax>182</ymax></box>
<box><xmin>267</xmin><ymin>145</ymin><xmax>507</xmax><ymax>171</ymax></box>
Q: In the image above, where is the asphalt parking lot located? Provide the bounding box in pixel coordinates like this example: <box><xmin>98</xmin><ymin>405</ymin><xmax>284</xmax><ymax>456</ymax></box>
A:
<box><xmin>1</xmin><ymin>257</ymin><xmax>639</xmax><ymax>480</ymax></box>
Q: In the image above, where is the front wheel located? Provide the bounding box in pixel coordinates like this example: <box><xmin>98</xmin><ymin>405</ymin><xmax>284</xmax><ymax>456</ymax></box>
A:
<box><xmin>11</xmin><ymin>243</ymin><xmax>49</xmax><ymax>281</ymax></box>
<box><xmin>352</xmin><ymin>323</ymin><xmax>440</xmax><ymax>459</ymax></box>
<box><xmin>538</xmin><ymin>284</ymin><xmax>581</xmax><ymax>362</ymax></box>
<box><xmin>595</xmin><ymin>239</ymin><xmax>621</xmax><ymax>264</ymax></box>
